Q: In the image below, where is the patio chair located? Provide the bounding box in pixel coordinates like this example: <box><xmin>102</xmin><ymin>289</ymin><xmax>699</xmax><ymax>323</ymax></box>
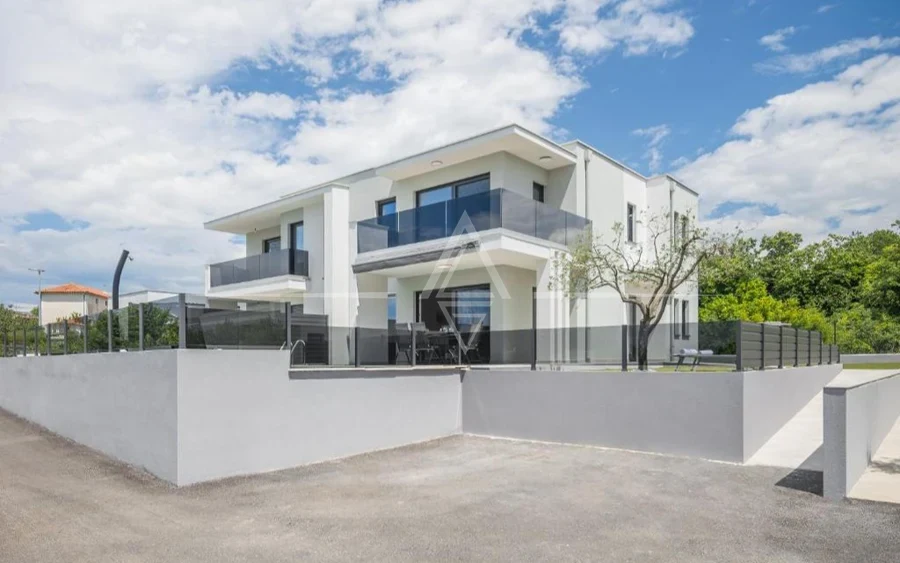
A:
<box><xmin>459</xmin><ymin>319</ymin><xmax>485</xmax><ymax>364</ymax></box>
<box><xmin>411</xmin><ymin>322</ymin><xmax>438</xmax><ymax>364</ymax></box>
<box><xmin>394</xmin><ymin>327</ymin><xmax>413</xmax><ymax>364</ymax></box>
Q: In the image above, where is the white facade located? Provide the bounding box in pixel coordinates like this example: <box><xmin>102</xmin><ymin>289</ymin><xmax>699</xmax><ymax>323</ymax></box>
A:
<box><xmin>204</xmin><ymin>125</ymin><xmax>699</xmax><ymax>364</ymax></box>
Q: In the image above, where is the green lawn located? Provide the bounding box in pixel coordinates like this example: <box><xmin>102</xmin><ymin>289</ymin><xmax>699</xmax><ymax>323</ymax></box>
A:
<box><xmin>843</xmin><ymin>363</ymin><xmax>900</xmax><ymax>370</ymax></box>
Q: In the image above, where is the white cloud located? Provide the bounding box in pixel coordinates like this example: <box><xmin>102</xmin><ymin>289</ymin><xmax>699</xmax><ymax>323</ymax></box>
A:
<box><xmin>633</xmin><ymin>124</ymin><xmax>670</xmax><ymax>171</ymax></box>
<box><xmin>558</xmin><ymin>0</ymin><xmax>694</xmax><ymax>56</ymax></box>
<box><xmin>678</xmin><ymin>54</ymin><xmax>900</xmax><ymax>239</ymax></box>
<box><xmin>759</xmin><ymin>26</ymin><xmax>796</xmax><ymax>53</ymax></box>
<box><xmin>816</xmin><ymin>4</ymin><xmax>837</xmax><ymax>14</ymax></box>
<box><xmin>757</xmin><ymin>35</ymin><xmax>900</xmax><ymax>74</ymax></box>
<box><xmin>0</xmin><ymin>0</ymin><xmax>691</xmax><ymax>303</ymax></box>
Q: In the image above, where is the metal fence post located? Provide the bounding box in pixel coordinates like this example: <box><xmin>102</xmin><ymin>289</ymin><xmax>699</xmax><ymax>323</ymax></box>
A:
<box><xmin>354</xmin><ymin>326</ymin><xmax>360</xmax><ymax>367</ymax></box>
<box><xmin>138</xmin><ymin>303</ymin><xmax>145</xmax><ymax>352</ymax></box>
<box><xmin>83</xmin><ymin>315</ymin><xmax>89</xmax><ymax>353</ymax></box>
<box><xmin>735</xmin><ymin>321</ymin><xmax>743</xmax><ymax>372</ymax></box>
<box><xmin>107</xmin><ymin>308</ymin><xmax>113</xmax><ymax>353</ymax></box>
<box><xmin>807</xmin><ymin>331</ymin><xmax>812</xmax><ymax>366</ymax></box>
<box><xmin>778</xmin><ymin>325</ymin><xmax>784</xmax><ymax>369</ymax></box>
<box><xmin>819</xmin><ymin>333</ymin><xmax>823</xmax><ymax>365</ymax></box>
<box><xmin>177</xmin><ymin>293</ymin><xmax>187</xmax><ymax>349</ymax></box>
<box><xmin>13</xmin><ymin>328</ymin><xmax>18</xmax><ymax>357</ymax></box>
<box><xmin>63</xmin><ymin>320</ymin><xmax>68</xmax><ymax>355</ymax></box>
<box><xmin>411</xmin><ymin>326</ymin><xmax>417</xmax><ymax>367</ymax></box>
<box><xmin>46</xmin><ymin>324</ymin><xmax>52</xmax><ymax>356</ymax></box>
<box><xmin>621</xmin><ymin>325</ymin><xmax>628</xmax><ymax>372</ymax></box>
<box><xmin>794</xmin><ymin>328</ymin><xmax>799</xmax><ymax>367</ymax></box>
<box><xmin>34</xmin><ymin>325</ymin><xmax>40</xmax><ymax>356</ymax></box>
<box><xmin>284</xmin><ymin>302</ymin><xmax>291</xmax><ymax>362</ymax></box>
<box><xmin>531</xmin><ymin>287</ymin><xmax>537</xmax><ymax>371</ymax></box>
<box><xmin>760</xmin><ymin>323</ymin><xmax>766</xmax><ymax>371</ymax></box>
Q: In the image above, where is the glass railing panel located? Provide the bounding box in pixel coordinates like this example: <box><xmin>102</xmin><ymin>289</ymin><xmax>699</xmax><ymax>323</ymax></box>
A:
<box><xmin>293</xmin><ymin>249</ymin><xmax>310</xmax><ymax>276</ymax></box>
<box><xmin>499</xmin><ymin>189</ymin><xmax>537</xmax><ymax>238</ymax></box>
<box><xmin>448</xmin><ymin>190</ymin><xmax>496</xmax><ymax>234</ymax></box>
<box><xmin>535</xmin><ymin>202</ymin><xmax>568</xmax><ymax>245</ymax></box>
<box><xmin>415</xmin><ymin>200</ymin><xmax>449</xmax><ymax>242</ymax></box>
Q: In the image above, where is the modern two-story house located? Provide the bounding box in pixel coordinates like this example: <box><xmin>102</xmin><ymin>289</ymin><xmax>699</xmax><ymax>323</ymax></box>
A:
<box><xmin>204</xmin><ymin>125</ymin><xmax>699</xmax><ymax>366</ymax></box>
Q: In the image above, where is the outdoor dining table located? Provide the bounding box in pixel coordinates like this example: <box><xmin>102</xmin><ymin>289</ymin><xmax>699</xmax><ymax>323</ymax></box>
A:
<box><xmin>424</xmin><ymin>330</ymin><xmax>459</xmax><ymax>363</ymax></box>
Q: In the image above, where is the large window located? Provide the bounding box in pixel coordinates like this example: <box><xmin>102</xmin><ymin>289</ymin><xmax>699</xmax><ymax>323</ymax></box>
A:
<box><xmin>416</xmin><ymin>174</ymin><xmax>490</xmax><ymax>207</ymax></box>
<box><xmin>387</xmin><ymin>294</ymin><xmax>397</xmax><ymax>321</ymax></box>
<box><xmin>681</xmin><ymin>300</ymin><xmax>690</xmax><ymax>338</ymax></box>
<box><xmin>264</xmin><ymin>237</ymin><xmax>281</xmax><ymax>253</ymax></box>
<box><xmin>627</xmin><ymin>203</ymin><xmax>636</xmax><ymax>242</ymax></box>
<box><xmin>290</xmin><ymin>222</ymin><xmax>304</xmax><ymax>250</ymax></box>
<box><xmin>378</xmin><ymin>198</ymin><xmax>396</xmax><ymax>217</ymax></box>
<box><xmin>416</xmin><ymin>284</ymin><xmax>491</xmax><ymax>332</ymax></box>
<box><xmin>533</xmin><ymin>182</ymin><xmax>545</xmax><ymax>203</ymax></box>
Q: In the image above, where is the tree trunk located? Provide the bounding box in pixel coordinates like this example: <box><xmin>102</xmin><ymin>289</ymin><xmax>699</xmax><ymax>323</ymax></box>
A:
<box><xmin>637</xmin><ymin>322</ymin><xmax>650</xmax><ymax>371</ymax></box>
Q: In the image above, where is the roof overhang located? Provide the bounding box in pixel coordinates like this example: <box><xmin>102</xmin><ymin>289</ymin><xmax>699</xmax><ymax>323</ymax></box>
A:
<box><xmin>204</xmin><ymin>184</ymin><xmax>349</xmax><ymax>234</ymax></box>
<box><xmin>375</xmin><ymin>125</ymin><xmax>577</xmax><ymax>181</ymax></box>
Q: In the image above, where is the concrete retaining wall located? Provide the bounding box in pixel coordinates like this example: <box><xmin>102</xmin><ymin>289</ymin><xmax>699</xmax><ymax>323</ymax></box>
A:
<box><xmin>0</xmin><ymin>352</ymin><xmax>179</xmax><ymax>483</ymax></box>
<box><xmin>462</xmin><ymin>365</ymin><xmax>843</xmax><ymax>463</ymax></box>
<box><xmin>824</xmin><ymin>372</ymin><xmax>900</xmax><ymax>500</ymax></box>
<box><xmin>742</xmin><ymin>366</ymin><xmax>843</xmax><ymax>460</ymax></box>
<box><xmin>177</xmin><ymin>351</ymin><xmax>461</xmax><ymax>485</ymax></box>
<box><xmin>841</xmin><ymin>354</ymin><xmax>900</xmax><ymax>365</ymax></box>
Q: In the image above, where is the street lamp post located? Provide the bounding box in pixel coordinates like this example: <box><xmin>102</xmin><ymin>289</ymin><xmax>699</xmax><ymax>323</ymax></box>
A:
<box><xmin>28</xmin><ymin>268</ymin><xmax>45</xmax><ymax>325</ymax></box>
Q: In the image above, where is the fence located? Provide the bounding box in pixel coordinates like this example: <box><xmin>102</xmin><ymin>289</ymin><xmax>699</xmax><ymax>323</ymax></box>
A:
<box><xmin>1</xmin><ymin>305</ymin><xmax>838</xmax><ymax>372</ymax></box>
<box><xmin>736</xmin><ymin>322</ymin><xmax>839</xmax><ymax>371</ymax></box>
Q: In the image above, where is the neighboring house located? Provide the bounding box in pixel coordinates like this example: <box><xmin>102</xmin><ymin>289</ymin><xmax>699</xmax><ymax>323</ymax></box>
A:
<box><xmin>37</xmin><ymin>283</ymin><xmax>109</xmax><ymax>325</ymax></box>
<box><xmin>204</xmin><ymin>124</ymin><xmax>699</xmax><ymax>364</ymax></box>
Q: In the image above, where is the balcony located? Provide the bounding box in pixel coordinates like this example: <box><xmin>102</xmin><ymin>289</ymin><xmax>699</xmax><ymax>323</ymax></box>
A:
<box><xmin>209</xmin><ymin>249</ymin><xmax>309</xmax><ymax>288</ymax></box>
<box><xmin>356</xmin><ymin>188</ymin><xmax>591</xmax><ymax>254</ymax></box>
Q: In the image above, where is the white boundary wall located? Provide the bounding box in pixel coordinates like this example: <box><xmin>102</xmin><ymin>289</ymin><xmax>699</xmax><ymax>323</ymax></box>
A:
<box><xmin>824</xmin><ymin>371</ymin><xmax>900</xmax><ymax>500</ymax></box>
<box><xmin>463</xmin><ymin>366</ymin><xmax>842</xmax><ymax>463</ymax></box>
<box><xmin>0</xmin><ymin>352</ymin><xmax>179</xmax><ymax>482</ymax></box>
<box><xmin>176</xmin><ymin>351</ymin><xmax>461</xmax><ymax>485</ymax></box>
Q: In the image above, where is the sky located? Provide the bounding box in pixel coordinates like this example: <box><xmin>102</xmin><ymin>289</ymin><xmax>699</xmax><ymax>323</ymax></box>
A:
<box><xmin>1</xmin><ymin>0</ymin><xmax>899</xmax><ymax>305</ymax></box>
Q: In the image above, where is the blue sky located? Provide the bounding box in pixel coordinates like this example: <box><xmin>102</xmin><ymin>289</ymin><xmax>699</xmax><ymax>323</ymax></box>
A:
<box><xmin>1</xmin><ymin>0</ymin><xmax>899</xmax><ymax>306</ymax></box>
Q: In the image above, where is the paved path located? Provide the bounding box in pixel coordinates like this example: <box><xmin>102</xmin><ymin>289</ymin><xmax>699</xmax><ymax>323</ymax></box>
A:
<box><xmin>2</xmin><ymin>408</ymin><xmax>900</xmax><ymax>562</ymax></box>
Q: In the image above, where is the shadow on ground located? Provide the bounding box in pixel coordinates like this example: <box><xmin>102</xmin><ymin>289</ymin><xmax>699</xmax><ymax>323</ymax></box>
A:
<box><xmin>774</xmin><ymin>447</ymin><xmax>824</xmax><ymax>496</ymax></box>
<box><xmin>870</xmin><ymin>457</ymin><xmax>900</xmax><ymax>475</ymax></box>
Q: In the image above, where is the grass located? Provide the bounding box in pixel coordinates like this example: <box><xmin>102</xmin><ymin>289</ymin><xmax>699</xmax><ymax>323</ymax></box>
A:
<box><xmin>843</xmin><ymin>363</ymin><xmax>900</xmax><ymax>370</ymax></box>
<box><xmin>654</xmin><ymin>365</ymin><xmax>735</xmax><ymax>373</ymax></box>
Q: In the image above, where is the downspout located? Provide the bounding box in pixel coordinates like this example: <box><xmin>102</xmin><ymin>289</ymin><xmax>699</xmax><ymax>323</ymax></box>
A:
<box><xmin>669</xmin><ymin>181</ymin><xmax>676</xmax><ymax>358</ymax></box>
<box><xmin>584</xmin><ymin>148</ymin><xmax>591</xmax><ymax>339</ymax></box>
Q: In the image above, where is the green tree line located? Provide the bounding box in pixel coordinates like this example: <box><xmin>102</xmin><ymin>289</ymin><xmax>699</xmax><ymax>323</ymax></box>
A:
<box><xmin>700</xmin><ymin>221</ymin><xmax>900</xmax><ymax>353</ymax></box>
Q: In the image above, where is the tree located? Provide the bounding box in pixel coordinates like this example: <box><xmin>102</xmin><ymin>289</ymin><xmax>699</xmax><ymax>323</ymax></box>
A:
<box><xmin>699</xmin><ymin>279</ymin><xmax>833</xmax><ymax>342</ymax></box>
<box><xmin>553</xmin><ymin>211</ymin><xmax>730</xmax><ymax>370</ymax></box>
<box><xmin>861</xmin><ymin>244</ymin><xmax>900</xmax><ymax>317</ymax></box>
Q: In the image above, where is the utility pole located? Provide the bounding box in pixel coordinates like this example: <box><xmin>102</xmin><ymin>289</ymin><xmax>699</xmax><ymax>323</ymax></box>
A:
<box><xmin>28</xmin><ymin>268</ymin><xmax>45</xmax><ymax>325</ymax></box>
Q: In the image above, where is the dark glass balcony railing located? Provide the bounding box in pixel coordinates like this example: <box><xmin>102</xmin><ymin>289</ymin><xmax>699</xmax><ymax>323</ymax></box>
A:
<box><xmin>209</xmin><ymin>249</ymin><xmax>309</xmax><ymax>288</ymax></box>
<box><xmin>356</xmin><ymin>188</ymin><xmax>592</xmax><ymax>254</ymax></box>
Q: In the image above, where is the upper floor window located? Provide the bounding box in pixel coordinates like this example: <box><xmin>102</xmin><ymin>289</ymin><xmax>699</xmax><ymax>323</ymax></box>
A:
<box><xmin>290</xmin><ymin>222</ymin><xmax>304</xmax><ymax>251</ymax></box>
<box><xmin>626</xmin><ymin>203</ymin><xmax>636</xmax><ymax>242</ymax></box>
<box><xmin>378</xmin><ymin>198</ymin><xmax>397</xmax><ymax>217</ymax></box>
<box><xmin>533</xmin><ymin>182</ymin><xmax>545</xmax><ymax>203</ymax></box>
<box><xmin>264</xmin><ymin>237</ymin><xmax>281</xmax><ymax>253</ymax></box>
<box><xmin>416</xmin><ymin>174</ymin><xmax>490</xmax><ymax>207</ymax></box>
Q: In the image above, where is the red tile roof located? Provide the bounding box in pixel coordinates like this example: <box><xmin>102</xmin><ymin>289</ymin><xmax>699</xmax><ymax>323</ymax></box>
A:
<box><xmin>38</xmin><ymin>283</ymin><xmax>109</xmax><ymax>299</ymax></box>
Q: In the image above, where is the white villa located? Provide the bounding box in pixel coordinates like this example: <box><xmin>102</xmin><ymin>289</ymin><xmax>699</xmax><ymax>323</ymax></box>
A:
<box><xmin>204</xmin><ymin>125</ymin><xmax>699</xmax><ymax>365</ymax></box>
